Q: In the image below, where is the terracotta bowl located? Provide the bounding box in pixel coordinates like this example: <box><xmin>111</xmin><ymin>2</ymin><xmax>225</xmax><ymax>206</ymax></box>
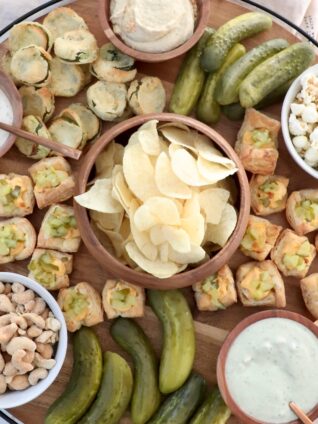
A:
<box><xmin>217</xmin><ymin>310</ymin><xmax>318</xmax><ymax>424</ymax></box>
<box><xmin>98</xmin><ymin>0</ymin><xmax>211</xmax><ymax>63</ymax></box>
<box><xmin>74</xmin><ymin>113</ymin><xmax>250</xmax><ymax>289</ymax></box>
<box><xmin>0</xmin><ymin>70</ymin><xmax>23</xmax><ymax>157</ymax></box>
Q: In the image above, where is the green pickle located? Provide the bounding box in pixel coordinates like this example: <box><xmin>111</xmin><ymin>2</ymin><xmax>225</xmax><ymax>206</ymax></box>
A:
<box><xmin>190</xmin><ymin>386</ymin><xmax>231</xmax><ymax>424</ymax></box>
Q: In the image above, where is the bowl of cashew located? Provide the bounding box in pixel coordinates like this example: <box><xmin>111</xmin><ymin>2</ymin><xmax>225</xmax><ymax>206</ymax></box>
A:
<box><xmin>0</xmin><ymin>272</ymin><xmax>67</xmax><ymax>408</ymax></box>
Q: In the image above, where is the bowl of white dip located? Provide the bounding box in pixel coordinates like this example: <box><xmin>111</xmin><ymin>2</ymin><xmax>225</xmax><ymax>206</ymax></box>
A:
<box><xmin>217</xmin><ymin>310</ymin><xmax>318</xmax><ymax>424</ymax></box>
<box><xmin>0</xmin><ymin>70</ymin><xmax>22</xmax><ymax>157</ymax></box>
<box><xmin>98</xmin><ymin>0</ymin><xmax>211</xmax><ymax>62</ymax></box>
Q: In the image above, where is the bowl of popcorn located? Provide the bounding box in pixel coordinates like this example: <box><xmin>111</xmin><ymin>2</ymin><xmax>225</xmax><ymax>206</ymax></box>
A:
<box><xmin>0</xmin><ymin>272</ymin><xmax>67</xmax><ymax>408</ymax></box>
<box><xmin>282</xmin><ymin>64</ymin><xmax>318</xmax><ymax>179</ymax></box>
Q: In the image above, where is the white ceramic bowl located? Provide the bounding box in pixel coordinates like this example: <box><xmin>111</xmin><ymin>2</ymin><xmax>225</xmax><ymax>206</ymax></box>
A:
<box><xmin>0</xmin><ymin>272</ymin><xmax>67</xmax><ymax>409</ymax></box>
<box><xmin>281</xmin><ymin>63</ymin><xmax>318</xmax><ymax>179</ymax></box>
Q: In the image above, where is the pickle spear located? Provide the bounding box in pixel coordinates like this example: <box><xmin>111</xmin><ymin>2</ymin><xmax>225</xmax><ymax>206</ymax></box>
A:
<box><xmin>169</xmin><ymin>27</ymin><xmax>214</xmax><ymax>115</ymax></box>
<box><xmin>239</xmin><ymin>42</ymin><xmax>315</xmax><ymax>108</ymax></box>
<box><xmin>190</xmin><ymin>386</ymin><xmax>231</xmax><ymax>424</ymax></box>
<box><xmin>201</xmin><ymin>12</ymin><xmax>272</xmax><ymax>72</ymax></box>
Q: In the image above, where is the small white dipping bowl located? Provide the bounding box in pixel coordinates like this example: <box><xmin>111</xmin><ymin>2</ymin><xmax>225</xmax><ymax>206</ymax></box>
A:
<box><xmin>281</xmin><ymin>63</ymin><xmax>318</xmax><ymax>180</ymax></box>
<box><xmin>0</xmin><ymin>272</ymin><xmax>67</xmax><ymax>409</ymax></box>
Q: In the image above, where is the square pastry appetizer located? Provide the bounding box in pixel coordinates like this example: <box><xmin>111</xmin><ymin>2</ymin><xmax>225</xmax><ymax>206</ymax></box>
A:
<box><xmin>286</xmin><ymin>189</ymin><xmax>318</xmax><ymax>235</ymax></box>
<box><xmin>250</xmin><ymin>174</ymin><xmax>289</xmax><ymax>216</ymax></box>
<box><xmin>0</xmin><ymin>217</ymin><xmax>36</xmax><ymax>264</ymax></box>
<box><xmin>0</xmin><ymin>173</ymin><xmax>34</xmax><ymax>217</ymax></box>
<box><xmin>235</xmin><ymin>108</ymin><xmax>280</xmax><ymax>175</ymax></box>
<box><xmin>236</xmin><ymin>260</ymin><xmax>286</xmax><ymax>307</ymax></box>
<box><xmin>240</xmin><ymin>215</ymin><xmax>282</xmax><ymax>261</ymax></box>
<box><xmin>28</xmin><ymin>156</ymin><xmax>75</xmax><ymax>209</ymax></box>
<box><xmin>271</xmin><ymin>229</ymin><xmax>316</xmax><ymax>278</ymax></box>
<box><xmin>102</xmin><ymin>279</ymin><xmax>145</xmax><ymax>319</ymax></box>
<box><xmin>28</xmin><ymin>248</ymin><xmax>73</xmax><ymax>290</ymax></box>
<box><xmin>300</xmin><ymin>273</ymin><xmax>318</xmax><ymax>320</ymax></box>
<box><xmin>192</xmin><ymin>265</ymin><xmax>237</xmax><ymax>311</ymax></box>
<box><xmin>38</xmin><ymin>204</ymin><xmax>81</xmax><ymax>253</ymax></box>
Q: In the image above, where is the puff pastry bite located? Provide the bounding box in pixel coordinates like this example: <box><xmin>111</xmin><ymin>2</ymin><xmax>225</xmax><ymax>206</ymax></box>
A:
<box><xmin>38</xmin><ymin>204</ymin><xmax>81</xmax><ymax>253</ymax></box>
<box><xmin>236</xmin><ymin>260</ymin><xmax>286</xmax><ymax>307</ymax></box>
<box><xmin>19</xmin><ymin>85</ymin><xmax>55</xmax><ymax>122</ymax></box>
<box><xmin>87</xmin><ymin>81</ymin><xmax>127</xmax><ymax>121</ymax></box>
<box><xmin>0</xmin><ymin>217</ymin><xmax>36</xmax><ymax>264</ymax></box>
<box><xmin>60</xmin><ymin>103</ymin><xmax>100</xmax><ymax>142</ymax></box>
<box><xmin>43</xmin><ymin>7</ymin><xmax>88</xmax><ymax>42</ymax></box>
<box><xmin>240</xmin><ymin>215</ymin><xmax>282</xmax><ymax>261</ymax></box>
<box><xmin>0</xmin><ymin>173</ymin><xmax>34</xmax><ymax>218</ymax></box>
<box><xmin>300</xmin><ymin>273</ymin><xmax>318</xmax><ymax>319</ymax></box>
<box><xmin>192</xmin><ymin>265</ymin><xmax>237</xmax><ymax>311</ymax></box>
<box><xmin>250</xmin><ymin>174</ymin><xmax>289</xmax><ymax>216</ymax></box>
<box><xmin>28</xmin><ymin>156</ymin><xmax>75</xmax><ymax>209</ymax></box>
<box><xmin>286</xmin><ymin>189</ymin><xmax>318</xmax><ymax>235</ymax></box>
<box><xmin>15</xmin><ymin>115</ymin><xmax>51</xmax><ymax>159</ymax></box>
<box><xmin>10</xmin><ymin>45</ymin><xmax>52</xmax><ymax>87</ymax></box>
<box><xmin>58</xmin><ymin>282</ymin><xmax>103</xmax><ymax>332</ymax></box>
<box><xmin>49</xmin><ymin>56</ymin><xmax>91</xmax><ymax>97</ymax></box>
<box><xmin>9</xmin><ymin>22</ymin><xmax>52</xmax><ymax>53</ymax></box>
<box><xmin>102</xmin><ymin>279</ymin><xmax>145</xmax><ymax>319</ymax></box>
<box><xmin>127</xmin><ymin>76</ymin><xmax>166</xmax><ymax>115</ymax></box>
<box><xmin>235</xmin><ymin>108</ymin><xmax>280</xmax><ymax>175</ymax></box>
<box><xmin>271</xmin><ymin>229</ymin><xmax>316</xmax><ymax>278</ymax></box>
<box><xmin>54</xmin><ymin>29</ymin><xmax>98</xmax><ymax>64</ymax></box>
<box><xmin>90</xmin><ymin>43</ymin><xmax>137</xmax><ymax>83</ymax></box>
<box><xmin>28</xmin><ymin>248</ymin><xmax>73</xmax><ymax>290</ymax></box>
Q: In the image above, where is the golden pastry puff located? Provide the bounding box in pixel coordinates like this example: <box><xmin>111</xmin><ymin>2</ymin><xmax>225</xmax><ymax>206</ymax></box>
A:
<box><xmin>250</xmin><ymin>174</ymin><xmax>289</xmax><ymax>216</ymax></box>
<box><xmin>286</xmin><ymin>189</ymin><xmax>318</xmax><ymax>235</ymax></box>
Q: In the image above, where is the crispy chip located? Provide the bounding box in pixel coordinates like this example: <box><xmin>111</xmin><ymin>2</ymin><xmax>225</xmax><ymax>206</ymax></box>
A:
<box><xmin>181</xmin><ymin>194</ymin><xmax>205</xmax><ymax>245</ymax></box>
<box><xmin>138</xmin><ymin>120</ymin><xmax>161</xmax><ymax>156</ymax></box>
<box><xmin>160</xmin><ymin>126</ymin><xmax>197</xmax><ymax>152</ymax></box>
<box><xmin>144</xmin><ymin>196</ymin><xmax>181</xmax><ymax>225</ymax></box>
<box><xmin>170</xmin><ymin>146</ymin><xmax>210</xmax><ymax>186</ymax></box>
<box><xmin>95</xmin><ymin>141</ymin><xmax>115</xmax><ymax>177</ymax></box>
<box><xmin>199</xmin><ymin>188</ymin><xmax>230</xmax><ymax>224</ymax></box>
<box><xmin>205</xmin><ymin>204</ymin><xmax>237</xmax><ymax>247</ymax></box>
<box><xmin>168</xmin><ymin>244</ymin><xmax>206</xmax><ymax>264</ymax></box>
<box><xmin>134</xmin><ymin>204</ymin><xmax>159</xmax><ymax>232</ymax></box>
<box><xmin>197</xmin><ymin>155</ymin><xmax>237</xmax><ymax>184</ymax></box>
<box><xmin>112</xmin><ymin>168</ymin><xmax>138</xmax><ymax>214</ymax></box>
<box><xmin>194</xmin><ymin>133</ymin><xmax>236</xmax><ymax>168</ymax></box>
<box><xmin>90</xmin><ymin>209</ymin><xmax>124</xmax><ymax>231</ymax></box>
<box><xmin>149</xmin><ymin>225</ymin><xmax>191</xmax><ymax>253</ymax></box>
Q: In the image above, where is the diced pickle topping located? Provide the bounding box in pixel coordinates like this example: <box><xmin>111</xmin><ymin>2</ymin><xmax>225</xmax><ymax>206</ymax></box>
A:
<box><xmin>282</xmin><ymin>241</ymin><xmax>311</xmax><ymax>271</ymax></box>
<box><xmin>200</xmin><ymin>275</ymin><xmax>225</xmax><ymax>309</ymax></box>
<box><xmin>46</xmin><ymin>207</ymin><xmax>77</xmax><ymax>238</ymax></box>
<box><xmin>0</xmin><ymin>180</ymin><xmax>22</xmax><ymax>209</ymax></box>
<box><xmin>34</xmin><ymin>167</ymin><xmax>68</xmax><ymax>189</ymax></box>
<box><xmin>248</xmin><ymin>270</ymin><xmax>274</xmax><ymax>300</ymax></box>
<box><xmin>63</xmin><ymin>290</ymin><xmax>88</xmax><ymax>320</ymax></box>
<box><xmin>251</xmin><ymin>128</ymin><xmax>273</xmax><ymax>148</ymax></box>
<box><xmin>241</xmin><ymin>222</ymin><xmax>266</xmax><ymax>252</ymax></box>
<box><xmin>110</xmin><ymin>287</ymin><xmax>137</xmax><ymax>311</ymax></box>
<box><xmin>28</xmin><ymin>252</ymin><xmax>62</xmax><ymax>287</ymax></box>
<box><xmin>295</xmin><ymin>200</ymin><xmax>318</xmax><ymax>222</ymax></box>
<box><xmin>0</xmin><ymin>225</ymin><xmax>25</xmax><ymax>256</ymax></box>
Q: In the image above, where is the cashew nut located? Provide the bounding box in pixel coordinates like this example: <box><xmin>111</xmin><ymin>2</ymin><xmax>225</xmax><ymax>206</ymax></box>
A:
<box><xmin>4</xmin><ymin>375</ymin><xmax>12</xmax><ymax>385</ymax></box>
<box><xmin>8</xmin><ymin>375</ymin><xmax>30</xmax><ymax>390</ymax></box>
<box><xmin>36</xmin><ymin>343</ymin><xmax>53</xmax><ymax>359</ymax></box>
<box><xmin>23</xmin><ymin>313</ymin><xmax>45</xmax><ymax>330</ymax></box>
<box><xmin>34</xmin><ymin>353</ymin><xmax>56</xmax><ymax>370</ymax></box>
<box><xmin>0</xmin><ymin>314</ymin><xmax>12</xmax><ymax>327</ymax></box>
<box><xmin>33</xmin><ymin>298</ymin><xmax>46</xmax><ymax>315</ymax></box>
<box><xmin>0</xmin><ymin>323</ymin><xmax>18</xmax><ymax>344</ymax></box>
<box><xmin>41</xmin><ymin>308</ymin><xmax>49</xmax><ymax>319</ymax></box>
<box><xmin>11</xmin><ymin>283</ymin><xmax>25</xmax><ymax>294</ymax></box>
<box><xmin>45</xmin><ymin>318</ymin><xmax>61</xmax><ymax>332</ymax></box>
<box><xmin>23</xmin><ymin>350</ymin><xmax>35</xmax><ymax>364</ymax></box>
<box><xmin>11</xmin><ymin>350</ymin><xmax>34</xmax><ymax>374</ymax></box>
<box><xmin>12</xmin><ymin>289</ymin><xmax>34</xmax><ymax>305</ymax></box>
<box><xmin>25</xmin><ymin>300</ymin><xmax>35</xmax><ymax>312</ymax></box>
<box><xmin>6</xmin><ymin>337</ymin><xmax>36</xmax><ymax>355</ymax></box>
<box><xmin>0</xmin><ymin>282</ymin><xmax>5</xmax><ymax>294</ymax></box>
<box><xmin>15</xmin><ymin>304</ymin><xmax>25</xmax><ymax>314</ymax></box>
<box><xmin>27</xmin><ymin>325</ymin><xmax>43</xmax><ymax>338</ymax></box>
<box><xmin>4</xmin><ymin>284</ymin><xmax>12</xmax><ymax>294</ymax></box>
<box><xmin>17</xmin><ymin>329</ymin><xmax>26</xmax><ymax>336</ymax></box>
<box><xmin>0</xmin><ymin>313</ymin><xmax>27</xmax><ymax>330</ymax></box>
<box><xmin>0</xmin><ymin>353</ymin><xmax>5</xmax><ymax>373</ymax></box>
<box><xmin>0</xmin><ymin>375</ymin><xmax>6</xmax><ymax>394</ymax></box>
<box><xmin>3</xmin><ymin>362</ymin><xmax>17</xmax><ymax>377</ymax></box>
<box><xmin>28</xmin><ymin>367</ymin><xmax>48</xmax><ymax>386</ymax></box>
<box><xmin>35</xmin><ymin>330</ymin><xmax>54</xmax><ymax>344</ymax></box>
<box><xmin>0</xmin><ymin>295</ymin><xmax>15</xmax><ymax>313</ymax></box>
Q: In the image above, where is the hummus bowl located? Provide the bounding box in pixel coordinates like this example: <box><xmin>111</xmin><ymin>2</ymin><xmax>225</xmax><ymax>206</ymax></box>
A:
<box><xmin>73</xmin><ymin>113</ymin><xmax>250</xmax><ymax>289</ymax></box>
<box><xmin>98</xmin><ymin>0</ymin><xmax>211</xmax><ymax>62</ymax></box>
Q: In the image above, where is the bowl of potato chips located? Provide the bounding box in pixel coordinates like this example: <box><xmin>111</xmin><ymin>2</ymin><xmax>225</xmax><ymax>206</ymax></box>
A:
<box><xmin>74</xmin><ymin>113</ymin><xmax>250</xmax><ymax>288</ymax></box>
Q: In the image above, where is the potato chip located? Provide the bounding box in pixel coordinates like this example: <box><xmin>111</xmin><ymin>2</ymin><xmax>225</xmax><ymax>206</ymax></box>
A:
<box><xmin>119</xmin><ymin>216</ymin><xmax>131</xmax><ymax>242</ymax></box>
<box><xmin>159</xmin><ymin>242</ymin><xmax>169</xmax><ymax>263</ymax></box>
<box><xmin>155</xmin><ymin>152</ymin><xmax>192</xmax><ymax>199</ymax></box>
<box><xmin>181</xmin><ymin>194</ymin><xmax>205</xmax><ymax>245</ymax></box>
<box><xmin>168</xmin><ymin>244</ymin><xmax>206</xmax><ymax>264</ymax></box>
<box><xmin>160</xmin><ymin>126</ymin><xmax>197</xmax><ymax>152</ymax></box>
<box><xmin>194</xmin><ymin>133</ymin><xmax>236</xmax><ymax>168</ymax></box>
<box><xmin>170</xmin><ymin>146</ymin><xmax>210</xmax><ymax>186</ymax></box>
<box><xmin>114</xmin><ymin>143</ymin><xmax>124</xmax><ymax>164</ymax></box>
<box><xmin>149</xmin><ymin>225</ymin><xmax>191</xmax><ymax>253</ymax></box>
<box><xmin>217</xmin><ymin>176</ymin><xmax>238</xmax><ymax>205</ymax></box>
<box><xmin>144</xmin><ymin>196</ymin><xmax>180</xmax><ymax>225</ymax></box>
<box><xmin>112</xmin><ymin>168</ymin><xmax>138</xmax><ymax>214</ymax></box>
<box><xmin>104</xmin><ymin>229</ymin><xmax>125</xmax><ymax>257</ymax></box>
<box><xmin>199</xmin><ymin>188</ymin><xmax>230</xmax><ymax>224</ymax></box>
<box><xmin>138</xmin><ymin>120</ymin><xmax>161</xmax><ymax>156</ymax></box>
<box><xmin>123</xmin><ymin>142</ymin><xmax>161</xmax><ymax>201</ymax></box>
<box><xmin>95</xmin><ymin>141</ymin><xmax>115</xmax><ymax>177</ymax></box>
<box><xmin>130</xmin><ymin>203</ymin><xmax>158</xmax><ymax>261</ymax></box>
<box><xmin>90</xmin><ymin>209</ymin><xmax>124</xmax><ymax>231</ymax></box>
<box><xmin>159</xmin><ymin>122</ymin><xmax>190</xmax><ymax>132</ymax></box>
<box><xmin>205</xmin><ymin>204</ymin><xmax>237</xmax><ymax>247</ymax></box>
<box><xmin>75</xmin><ymin>178</ymin><xmax>123</xmax><ymax>213</ymax></box>
<box><xmin>197</xmin><ymin>155</ymin><xmax>237</xmax><ymax>184</ymax></box>
<box><xmin>134</xmin><ymin>204</ymin><xmax>159</xmax><ymax>232</ymax></box>
<box><xmin>91</xmin><ymin>221</ymin><xmax>116</xmax><ymax>256</ymax></box>
<box><xmin>125</xmin><ymin>241</ymin><xmax>183</xmax><ymax>279</ymax></box>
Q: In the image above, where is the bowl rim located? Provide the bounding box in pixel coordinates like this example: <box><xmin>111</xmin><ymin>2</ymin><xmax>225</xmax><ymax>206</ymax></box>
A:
<box><xmin>0</xmin><ymin>69</ymin><xmax>23</xmax><ymax>158</ymax></box>
<box><xmin>216</xmin><ymin>309</ymin><xmax>318</xmax><ymax>424</ymax></box>
<box><xmin>98</xmin><ymin>0</ymin><xmax>211</xmax><ymax>63</ymax></box>
<box><xmin>73</xmin><ymin>112</ymin><xmax>250</xmax><ymax>289</ymax></box>
<box><xmin>0</xmin><ymin>272</ymin><xmax>68</xmax><ymax>409</ymax></box>
<box><xmin>281</xmin><ymin>63</ymin><xmax>318</xmax><ymax>180</ymax></box>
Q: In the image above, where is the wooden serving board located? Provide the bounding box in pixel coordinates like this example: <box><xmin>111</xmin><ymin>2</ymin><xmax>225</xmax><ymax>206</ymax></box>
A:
<box><xmin>1</xmin><ymin>0</ymin><xmax>318</xmax><ymax>422</ymax></box>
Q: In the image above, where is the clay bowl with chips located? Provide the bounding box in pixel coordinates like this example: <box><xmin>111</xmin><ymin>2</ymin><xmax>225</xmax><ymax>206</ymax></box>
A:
<box><xmin>74</xmin><ymin>113</ymin><xmax>250</xmax><ymax>289</ymax></box>
<box><xmin>98</xmin><ymin>0</ymin><xmax>211</xmax><ymax>63</ymax></box>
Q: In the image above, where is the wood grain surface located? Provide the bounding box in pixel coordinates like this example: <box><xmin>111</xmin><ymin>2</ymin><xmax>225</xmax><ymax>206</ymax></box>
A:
<box><xmin>1</xmin><ymin>0</ymin><xmax>318</xmax><ymax>422</ymax></box>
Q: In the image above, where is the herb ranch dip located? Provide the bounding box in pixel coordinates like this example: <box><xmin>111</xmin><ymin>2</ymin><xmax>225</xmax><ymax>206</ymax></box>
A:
<box><xmin>0</xmin><ymin>89</ymin><xmax>13</xmax><ymax>147</ymax></box>
<box><xmin>110</xmin><ymin>0</ymin><xmax>195</xmax><ymax>53</ymax></box>
<box><xmin>225</xmin><ymin>318</ymin><xmax>318</xmax><ymax>423</ymax></box>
